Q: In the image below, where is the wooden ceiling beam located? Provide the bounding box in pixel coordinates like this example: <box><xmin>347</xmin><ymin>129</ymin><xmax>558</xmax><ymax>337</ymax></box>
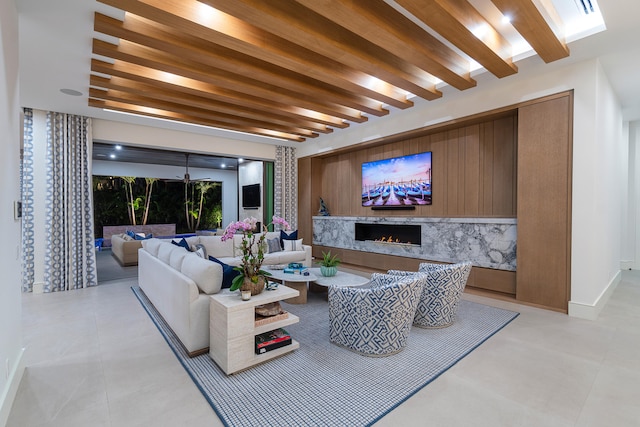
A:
<box><xmin>89</xmin><ymin>98</ymin><xmax>306</xmax><ymax>142</ymax></box>
<box><xmin>92</xmin><ymin>39</ymin><xmax>374</xmax><ymax>122</ymax></box>
<box><xmin>89</xmin><ymin>75</ymin><xmax>333</xmax><ymax>134</ymax></box>
<box><xmin>90</xmin><ymin>59</ymin><xmax>351</xmax><ymax>128</ymax></box>
<box><xmin>201</xmin><ymin>0</ymin><xmax>442</xmax><ymax>100</ymax></box>
<box><xmin>89</xmin><ymin>87</ymin><xmax>319</xmax><ymax>138</ymax></box>
<box><xmin>395</xmin><ymin>0</ymin><xmax>518</xmax><ymax>78</ymax></box>
<box><xmin>97</xmin><ymin>0</ymin><xmax>409</xmax><ymax>111</ymax></box>
<box><xmin>94</xmin><ymin>13</ymin><xmax>398</xmax><ymax>113</ymax></box>
<box><xmin>293</xmin><ymin>0</ymin><xmax>476</xmax><ymax>91</ymax></box>
<box><xmin>491</xmin><ymin>0</ymin><xmax>569</xmax><ymax>62</ymax></box>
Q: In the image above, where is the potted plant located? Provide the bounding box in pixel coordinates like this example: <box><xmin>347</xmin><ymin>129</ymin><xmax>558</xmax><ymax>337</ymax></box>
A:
<box><xmin>320</xmin><ymin>251</ymin><xmax>341</xmax><ymax>277</ymax></box>
<box><xmin>221</xmin><ymin>216</ymin><xmax>290</xmax><ymax>295</ymax></box>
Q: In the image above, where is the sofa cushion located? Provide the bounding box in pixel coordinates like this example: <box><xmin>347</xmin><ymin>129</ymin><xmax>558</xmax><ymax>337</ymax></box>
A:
<box><xmin>141</xmin><ymin>238</ymin><xmax>163</xmax><ymax>257</ymax></box>
<box><xmin>280</xmin><ymin>229</ymin><xmax>298</xmax><ymax>249</ymax></box>
<box><xmin>283</xmin><ymin>238</ymin><xmax>304</xmax><ymax>251</ymax></box>
<box><xmin>209</xmin><ymin>256</ymin><xmax>241</xmax><ymax>289</ymax></box>
<box><xmin>266</xmin><ymin>237</ymin><xmax>282</xmax><ymax>253</ymax></box>
<box><xmin>198</xmin><ymin>236</ymin><xmax>234</xmax><ymax>258</ymax></box>
<box><xmin>157</xmin><ymin>242</ymin><xmax>176</xmax><ymax>264</ymax></box>
<box><xmin>194</xmin><ymin>244</ymin><xmax>207</xmax><ymax>259</ymax></box>
<box><xmin>232</xmin><ymin>233</ymin><xmax>265</xmax><ymax>257</ymax></box>
<box><xmin>181</xmin><ymin>255</ymin><xmax>223</xmax><ymax>294</ymax></box>
<box><xmin>263</xmin><ymin>250</ymin><xmax>306</xmax><ymax>265</ymax></box>
<box><xmin>169</xmin><ymin>248</ymin><xmax>190</xmax><ymax>271</ymax></box>
<box><xmin>171</xmin><ymin>237</ymin><xmax>191</xmax><ymax>251</ymax></box>
<box><xmin>134</xmin><ymin>233</ymin><xmax>153</xmax><ymax>240</ymax></box>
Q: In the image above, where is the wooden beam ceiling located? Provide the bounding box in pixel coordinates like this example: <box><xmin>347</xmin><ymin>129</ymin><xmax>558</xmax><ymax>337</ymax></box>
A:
<box><xmin>91</xmin><ymin>0</ymin><xmax>570</xmax><ymax>142</ymax></box>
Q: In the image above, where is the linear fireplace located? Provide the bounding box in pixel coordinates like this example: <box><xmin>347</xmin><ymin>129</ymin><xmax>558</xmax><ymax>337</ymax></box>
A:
<box><xmin>355</xmin><ymin>223</ymin><xmax>421</xmax><ymax>246</ymax></box>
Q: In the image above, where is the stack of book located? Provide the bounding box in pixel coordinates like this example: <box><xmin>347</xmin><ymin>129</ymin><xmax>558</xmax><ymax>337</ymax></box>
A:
<box><xmin>283</xmin><ymin>263</ymin><xmax>309</xmax><ymax>274</ymax></box>
<box><xmin>255</xmin><ymin>328</ymin><xmax>292</xmax><ymax>354</ymax></box>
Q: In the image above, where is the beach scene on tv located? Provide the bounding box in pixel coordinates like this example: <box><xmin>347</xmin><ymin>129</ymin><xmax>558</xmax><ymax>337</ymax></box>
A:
<box><xmin>362</xmin><ymin>152</ymin><xmax>432</xmax><ymax>207</ymax></box>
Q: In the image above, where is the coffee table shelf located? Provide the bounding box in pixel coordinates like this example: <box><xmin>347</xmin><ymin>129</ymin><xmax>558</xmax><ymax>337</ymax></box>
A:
<box><xmin>209</xmin><ymin>285</ymin><xmax>300</xmax><ymax>375</ymax></box>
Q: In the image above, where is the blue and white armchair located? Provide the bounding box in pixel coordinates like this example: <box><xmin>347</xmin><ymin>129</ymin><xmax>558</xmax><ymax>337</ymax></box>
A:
<box><xmin>328</xmin><ymin>273</ymin><xmax>423</xmax><ymax>356</ymax></box>
<box><xmin>388</xmin><ymin>262</ymin><xmax>472</xmax><ymax>328</ymax></box>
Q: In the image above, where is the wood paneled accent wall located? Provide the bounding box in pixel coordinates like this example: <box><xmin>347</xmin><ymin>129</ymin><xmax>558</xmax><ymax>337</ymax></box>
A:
<box><xmin>516</xmin><ymin>93</ymin><xmax>573</xmax><ymax>311</ymax></box>
<box><xmin>298</xmin><ymin>91</ymin><xmax>573</xmax><ymax>311</ymax></box>
<box><xmin>306</xmin><ymin>114</ymin><xmax>517</xmax><ymax>219</ymax></box>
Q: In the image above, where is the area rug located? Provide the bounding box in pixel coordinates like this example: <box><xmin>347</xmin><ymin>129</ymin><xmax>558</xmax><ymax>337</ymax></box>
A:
<box><xmin>132</xmin><ymin>286</ymin><xmax>518</xmax><ymax>427</ymax></box>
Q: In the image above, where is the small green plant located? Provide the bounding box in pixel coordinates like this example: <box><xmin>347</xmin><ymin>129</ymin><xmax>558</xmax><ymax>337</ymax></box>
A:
<box><xmin>320</xmin><ymin>251</ymin><xmax>341</xmax><ymax>267</ymax></box>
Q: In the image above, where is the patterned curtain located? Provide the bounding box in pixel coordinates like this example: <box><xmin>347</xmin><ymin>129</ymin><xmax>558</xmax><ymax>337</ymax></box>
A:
<box><xmin>43</xmin><ymin>112</ymin><xmax>97</xmax><ymax>292</ymax></box>
<box><xmin>21</xmin><ymin>109</ymin><xmax>35</xmax><ymax>292</ymax></box>
<box><xmin>274</xmin><ymin>146</ymin><xmax>298</xmax><ymax>230</ymax></box>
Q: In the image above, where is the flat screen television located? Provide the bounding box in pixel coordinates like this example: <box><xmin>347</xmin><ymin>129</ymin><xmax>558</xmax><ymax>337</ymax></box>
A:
<box><xmin>242</xmin><ymin>183</ymin><xmax>261</xmax><ymax>208</ymax></box>
<box><xmin>362</xmin><ymin>151</ymin><xmax>432</xmax><ymax>207</ymax></box>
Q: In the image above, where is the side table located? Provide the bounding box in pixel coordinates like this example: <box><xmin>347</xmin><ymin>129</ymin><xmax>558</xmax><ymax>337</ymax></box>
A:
<box><xmin>209</xmin><ymin>285</ymin><xmax>300</xmax><ymax>375</ymax></box>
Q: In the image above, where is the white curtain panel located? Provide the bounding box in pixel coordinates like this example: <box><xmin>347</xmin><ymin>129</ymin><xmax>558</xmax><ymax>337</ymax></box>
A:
<box><xmin>21</xmin><ymin>108</ymin><xmax>35</xmax><ymax>292</ymax></box>
<box><xmin>274</xmin><ymin>146</ymin><xmax>298</xmax><ymax>230</ymax></box>
<box><xmin>43</xmin><ymin>112</ymin><xmax>97</xmax><ymax>292</ymax></box>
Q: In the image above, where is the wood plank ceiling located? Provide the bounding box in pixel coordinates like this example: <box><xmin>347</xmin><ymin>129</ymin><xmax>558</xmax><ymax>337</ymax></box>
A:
<box><xmin>90</xmin><ymin>0</ymin><xmax>569</xmax><ymax>142</ymax></box>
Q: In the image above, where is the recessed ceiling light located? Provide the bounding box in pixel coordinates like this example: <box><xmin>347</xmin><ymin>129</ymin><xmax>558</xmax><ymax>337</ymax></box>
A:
<box><xmin>109</xmin><ymin>154</ymin><xmax>116</xmax><ymax>159</ymax></box>
<box><xmin>238</xmin><ymin>158</ymin><xmax>244</xmax><ymax>163</ymax></box>
<box><xmin>115</xmin><ymin>144</ymin><xmax>122</xmax><ymax>150</ymax></box>
<box><xmin>221</xmin><ymin>164</ymin><xmax>226</xmax><ymax>168</ymax></box>
<box><xmin>501</xmin><ymin>15</ymin><xmax>512</xmax><ymax>24</ymax></box>
<box><xmin>60</xmin><ymin>88</ymin><xmax>83</xmax><ymax>96</ymax></box>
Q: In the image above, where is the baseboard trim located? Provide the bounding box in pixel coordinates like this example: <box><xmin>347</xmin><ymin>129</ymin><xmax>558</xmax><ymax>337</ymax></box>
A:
<box><xmin>0</xmin><ymin>347</ymin><xmax>25</xmax><ymax>427</ymax></box>
<box><xmin>620</xmin><ymin>260</ymin><xmax>634</xmax><ymax>270</ymax></box>
<box><xmin>568</xmin><ymin>270</ymin><xmax>621</xmax><ymax>320</ymax></box>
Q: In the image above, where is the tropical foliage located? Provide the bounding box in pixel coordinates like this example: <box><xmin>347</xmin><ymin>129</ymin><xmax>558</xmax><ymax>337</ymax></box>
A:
<box><xmin>93</xmin><ymin>176</ymin><xmax>223</xmax><ymax>236</ymax></box>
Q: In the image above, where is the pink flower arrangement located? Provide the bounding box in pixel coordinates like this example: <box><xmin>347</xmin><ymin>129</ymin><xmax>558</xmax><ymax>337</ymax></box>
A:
<box><xmin>221</xmin><ymin>216</ymin><xmax>290</xmax><ymax>291</ymax></box>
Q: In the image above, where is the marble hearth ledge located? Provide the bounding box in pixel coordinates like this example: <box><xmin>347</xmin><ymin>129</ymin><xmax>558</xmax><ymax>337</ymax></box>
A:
<box><xmin>312</xmin><ymin>216</ymin><xmax>517</xmax><ymax>271</ymax></box>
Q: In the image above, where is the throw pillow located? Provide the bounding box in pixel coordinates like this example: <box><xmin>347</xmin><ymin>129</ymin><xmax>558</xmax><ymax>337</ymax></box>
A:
<box><xmin>266</xmin><ymin>237</ymin><xmax>282</xmax><ymax>253</ymax></box>
<box><xmin>280</xmin><ymin>229</ymin><xmax>298</xmax><ymax>249</ymax></box>
<box><xmin>209</xmin><ymin>256</ymin><xmax>241</xmax><ymax>289</ymax></box>
<box><xmin>171</xmin><ymin>237</ymin><xmax>191</xmax><ymax>251</ymax></box>
<box><xmin>194</xmin><ymin>244</ymin><xmax>207</xmax><ymax>259</ymax></box>
<box><xmin>134</xmin><ymin>233</ymin><xmax>153</xmax><ymax>240</ymax></box>
<box><xmin>283</xmin><ymin>238</ymin><xmax>303</xmax><ymax>251</ymax></box>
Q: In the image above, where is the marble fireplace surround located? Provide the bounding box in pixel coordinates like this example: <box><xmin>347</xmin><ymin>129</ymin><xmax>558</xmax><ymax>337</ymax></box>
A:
<box><xmin>312</xmin><ymin>216</ymin><xmax>517</xmax><ymax>271</ymax></box>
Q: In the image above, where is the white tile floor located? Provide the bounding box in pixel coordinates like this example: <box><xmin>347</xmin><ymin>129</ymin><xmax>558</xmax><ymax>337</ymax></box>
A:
<box><xmin>7</xmin><ymin>271</ymin><xmax>640</xmax><ymax>427</ymax></box>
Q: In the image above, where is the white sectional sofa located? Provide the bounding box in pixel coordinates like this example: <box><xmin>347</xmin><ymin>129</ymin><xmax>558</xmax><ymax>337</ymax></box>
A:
<box><xmin>137</xmin><ymin>233</ymin><xmax>311</xmax><ymax>356</ymax></box>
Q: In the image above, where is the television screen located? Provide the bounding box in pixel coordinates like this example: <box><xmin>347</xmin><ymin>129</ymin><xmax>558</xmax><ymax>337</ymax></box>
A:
<box><xmin>242</xmin><ymin>184</ymin><xmax>261</xmax><ymax>208</ymax></box>
<box><xmin>362</xmin><ymin>152</ymin><xmax>432</xmax><ymax>207</ymax></box>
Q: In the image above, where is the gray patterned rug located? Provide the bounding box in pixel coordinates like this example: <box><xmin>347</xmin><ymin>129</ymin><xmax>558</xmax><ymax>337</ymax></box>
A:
<box><xmin>132</xmin><ymin>286</ymin><xmax>518</xmax><ymax>427</ymax></box>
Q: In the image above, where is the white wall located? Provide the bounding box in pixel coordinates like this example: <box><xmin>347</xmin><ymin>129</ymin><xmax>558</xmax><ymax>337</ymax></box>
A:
<box><xmin>626</xmin><ymin>121</ymin><xmax>640</xmax><ymax>269</ymax></box>
<box><xmin>0</xmin><ymin>0</ymin><xmax>25</xmax><ymax>423</ymax></box>
<box><xmin>569</xmin><ymin>61</ymin><xmax>626</xmax><ymax>317</ymax></box>
<box><xmin>297</xmin><ymin>57</ymin><xmax>628</xmax><ymax>316</ymax></box>
<box><xmin>238</xmin><ymin>161</ymin><xmax>264</xmax><ymax>226</ymax></box>
<box><xmin>93</xmin><ymin>160</ymin><xmax>238</xmax><ymax>230</ymax></box>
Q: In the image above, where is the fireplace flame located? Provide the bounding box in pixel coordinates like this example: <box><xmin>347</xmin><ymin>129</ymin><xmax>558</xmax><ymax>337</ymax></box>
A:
<box><xmin>374</xmin><ymin>236</ymin><xmax>405</xmax><ymax>244</ymax></box>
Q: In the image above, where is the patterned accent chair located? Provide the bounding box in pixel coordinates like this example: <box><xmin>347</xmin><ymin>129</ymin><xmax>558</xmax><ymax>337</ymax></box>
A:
<box><xmin>388</xmin><ymin>262</ymin><xmax>472</xmax><ymax>328</ymax></box>
<box><xmin>328</xmin><ymin>273</ymin><xmax>423</xmax><ymax>357</ymax></box>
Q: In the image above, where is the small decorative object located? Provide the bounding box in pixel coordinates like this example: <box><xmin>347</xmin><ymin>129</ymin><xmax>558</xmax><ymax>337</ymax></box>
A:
<box><xmin>241</xmin><ymin>290</ymin><xmax>251</xmax><ymax>301</ymax></box>
<box><xmin>319</xmin><ymin>197</ymin><xmax>330</xmax><ymax>216</ymax></box>
<box><xmin>255</xmin><ymin>302</ymin><xmax>284</xmax><ymax>317</ymax></box>
<box><xmin>265</xmin><ymin>281</ymin><xmax>279</xmax><ymax>291</ymax></box>
<box><xmin>221</xmin><ymin>215</ymin><xmax>291</xmax><ymax>295</ymax></box>
<box><xmin>320</xmin><ymin>250</ymin><xmax>341</xmax><ymax>277</ymax></box>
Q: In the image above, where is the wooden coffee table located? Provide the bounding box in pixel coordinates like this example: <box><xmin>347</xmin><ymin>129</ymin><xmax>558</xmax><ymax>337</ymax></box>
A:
<box><xmin>262</xmin><ymin>268</ymin><xmax>318</xmax><ymax>304</ymax></box>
